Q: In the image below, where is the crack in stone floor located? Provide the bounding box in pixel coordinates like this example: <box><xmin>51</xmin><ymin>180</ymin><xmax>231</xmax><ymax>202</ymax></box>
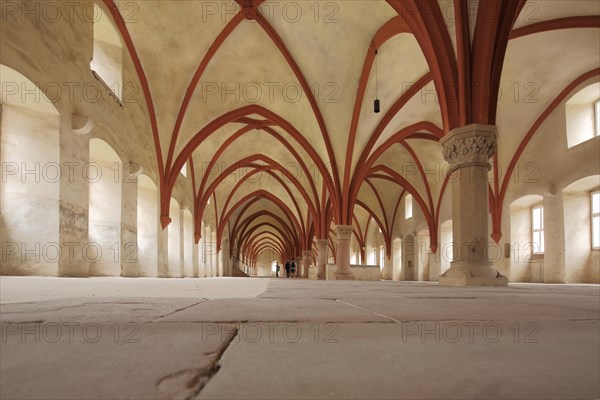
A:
<box><xmin>190</xmin><ymin>328</ymin><xmax>240</xmax><ymax>400</ymax></box>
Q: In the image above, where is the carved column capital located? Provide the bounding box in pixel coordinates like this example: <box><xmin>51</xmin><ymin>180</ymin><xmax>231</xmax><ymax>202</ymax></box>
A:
<box><xmin>440</xmin><ymin>124</ymin><xmax>497</xmax><ymax>173</ymax></box>
<box><xmin>335</xmin><ymin>225</ymin><xmax>353</xmax><ymax>241</ymax></box>
<box><xmin>316</xmin><ymin>239</ymin><xmax>329</xmax><ymax>247</ymax></box>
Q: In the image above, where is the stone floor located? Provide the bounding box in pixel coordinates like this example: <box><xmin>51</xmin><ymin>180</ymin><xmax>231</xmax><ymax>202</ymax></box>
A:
<box><xmin>0</xmin><ymin>277</ymin><xmax>598</xmax><ymax>400</ymax></box>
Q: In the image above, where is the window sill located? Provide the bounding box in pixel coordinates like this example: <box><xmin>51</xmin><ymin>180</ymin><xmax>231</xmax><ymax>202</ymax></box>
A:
<box><xmin>91</xmin><ymin>70</ymin><xmax>123</xmax><ymax>108</ymax></box>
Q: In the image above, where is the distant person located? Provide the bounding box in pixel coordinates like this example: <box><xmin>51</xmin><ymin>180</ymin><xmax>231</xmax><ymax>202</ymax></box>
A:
<box><xmin>290</xmin><ymin>261</ymin><xmax>296</xmax><ymax>277</ymax></box>
<box><xmin>275</xmin><ymin>262</ymin><xmax>280</xmax><ymax>278</ymax></box>
<box><xmin>285</xmin><ymin>261</ymin><xmax>291</xmax><ymax>278</ymax></box>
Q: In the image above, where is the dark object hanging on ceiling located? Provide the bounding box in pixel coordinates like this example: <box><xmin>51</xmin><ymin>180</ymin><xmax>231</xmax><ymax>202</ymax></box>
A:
<box><xmin>374</xmin><ymin>48</ymin><xmax>380</xmax><ymax>114</ymax></box>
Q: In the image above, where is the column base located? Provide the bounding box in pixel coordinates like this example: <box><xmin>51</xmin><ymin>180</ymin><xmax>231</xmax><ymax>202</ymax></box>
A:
<box><xmin>382</xmin><ymin>272</ymin><xmax>393</xmax><ymax>280</ymax></box>
<box><xmin>439</xmin><ymin>268</ymin><xmax>508</xmax><ymax>286</ymax></box>
<box><xmin>59</xmin><ymin>272</ymin><xmax>90</xmax><ymax>278</ymax></box>
<box><xmin>439</xmin><ymin>261</ymin><xmax>507</xmax><ymax>286</ymax></box>
<box><xmin>316</xmin><ymin>273</ymin><xmax>326</xmax><ymax>280</ymax></box>
<box><xmin>333</xmin><ymin>270</ymin><xmax>355</xmax><ymax>280</ymax></box>
<box><xmin>120</xmin><ymin>264</ymin><xmax>139</xmax><ymax>278</ymax></box>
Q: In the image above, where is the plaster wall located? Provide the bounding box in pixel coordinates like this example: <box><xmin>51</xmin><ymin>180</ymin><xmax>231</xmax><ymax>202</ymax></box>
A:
<box><xmin>0</xmin><ymin>104</ymin><xmax>60</xmax><ymax>275</ymax></box>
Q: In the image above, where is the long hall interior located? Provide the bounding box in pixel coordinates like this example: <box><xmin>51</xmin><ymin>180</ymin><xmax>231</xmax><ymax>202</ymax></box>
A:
<box><xmin>1</xmin><ymin>0</ymin><xmax>599</xmax><ymax>399</ymax></box>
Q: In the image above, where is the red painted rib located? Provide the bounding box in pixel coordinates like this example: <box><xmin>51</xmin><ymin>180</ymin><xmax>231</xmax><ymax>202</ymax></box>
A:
<box><xmin>165</xmin><ymin>13</ymin><xmax>243</xmax><ymax>174</ymax></box>
<box><xmin>510</xmin><ymin>16</ymin><xmax>600</xmax><ymax>40</ymax></box>
<box><xmin>103</xmin><ymin>0</ymin><xmax>164</xmax><ymax>183</ymax></box>
<box><xmin>255</xmin><ymin>12</ymin><xmax>341</xmax><ymax>216</ymax></box>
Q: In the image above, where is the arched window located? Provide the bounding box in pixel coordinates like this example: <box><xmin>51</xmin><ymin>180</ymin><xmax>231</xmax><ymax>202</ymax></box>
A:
<box><xmin>90</xmin><ymin>3</ymin><xmax>123</xmax><ymax>100</ymax></box>
<box><xmin>531</xmin><ymin>205</ymin><xmax>544</xmax><ymax>254</ymax></box>
<box><xmin>591</xmin><ymin>190</ymin><xmax>600</xmax><ymax>250</ymax></box>
<box><xmin>565</xmin><ymin>83</ymin><xmax>600</xmax><ymax>148</ymax></box>
<box><xmin>594</xmin><ymin>100</ymin><xmax>600</xmax><ymax>137</ymax></box>
<box><xmin>405</xmin><ymin>194</ymin><xmax>413</xmax><ymax>219</ymax></box>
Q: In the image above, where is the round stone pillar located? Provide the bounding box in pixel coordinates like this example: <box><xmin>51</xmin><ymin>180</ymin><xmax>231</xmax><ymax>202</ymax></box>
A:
<box><xmin>439</xmin><ymin>124</ymin><xmax>507</xmax><ymax>286</ymax></box>
<box><xmin>334</xmin><ymin>225</ymin><xmax>355</xmax><ymax>280</ymax></box>
<box><xmin>302</xmin><ymin>250</ymin><xmax>311</xmax><ymax>278</ymax></box>
<box><xmin>316</xmin><ymin>239</ymin><xmax>328</xmax><ymax>280</ymax></box>
<box><xmin>295</xmin><ymin>257</ymin><xmax>302</xmax><ymax>278</ymax></box>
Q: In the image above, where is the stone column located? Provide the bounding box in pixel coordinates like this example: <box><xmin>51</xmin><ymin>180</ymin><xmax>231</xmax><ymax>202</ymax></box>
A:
<box><xmin>157</xmin><ymin>225</ymin><xmax>169</xmax><ymax>277</ymax></box>
<box><xmin>334</xmin><ymin>225</ymin><xmax>355</xmax><ymax>280</ymax></box>
<box><xmin>302</xmin><ymin>250</ymin><xmax>311</xmax><ymax>278</ymax></box>
<box><xmin>206</xmin><ymin>226</ymin><xmax>213</xmax><ymax>277</ymax></box>
<box><xmin>294</xmin><ymin>257</ymin><xmax>301</xmax><ymax>278</ymax></box>
<box><xmin>58</xmin><ymin>114</ymin><xmax>91</xmax><ymax>277</ymax></box>
<box><xmin>120</xmin><ymin>169</ymin><xmax>139</xmax><ymax>277</ymax></box>
<box><xmin>316</xmin><ymin>239</ymin><xmax>328</xmax><ymax>280</ymax></box>
<box><xmin>429</xmin><ymin>249</ymin><xmax>441</xmax><ymax>281</ymax></box>
<box><xmin>217</xmin><ymin>249</ymin><xmax>225</xmax><ymax>276</ymax></box>
<box><xmin>178</xmin><ymin>209</ymin><xmax>185</xmax><ymax>277</ymax></box>
<box><xmin>193</xmin><ymin>242</ymin><xmax>199</xmax><ymax>278</ymax></box>
<box><xmin>221</xmin><ymin>238</ymin><xmax>229</xmax><ymax>277</ymax></box>
<box><xmin>439</xmin><ymin>124</ymin><xmax>507</xmax><ymax>286</ymax></box>
<box><xmin>212</xmin><ymin>230</ymin><xmax>219</xmax><ymax>277</ymax></box>
<box><xmin>198</xmin><ymin>234</ymin><xmax>205</xmax><ymax>277</ymax></box>
<box><xmin>543</xmin><ymin>190</ymin><xmax>566</xmax><ymax>283</ymax></box>
<box><xmin>382</xmin><ymin>254</ymin><xmax>393</xmax><ymax>280</ymax></box>
<box><xmin>379</xmin><ymin>233</ymin><xmax>393</xmax><ymax>280</ymax></box>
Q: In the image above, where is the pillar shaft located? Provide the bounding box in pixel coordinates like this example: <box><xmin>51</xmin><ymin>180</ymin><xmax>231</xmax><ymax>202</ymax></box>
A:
<box><xmin>334</xmin><ymin>225</ymin><xmax>355</xmax><ymax>280</ymax></box>
<box><xmin>316</xmin><ymin>239</ymin><xmax>328</xmax><ymax>280</ymax></box>
<box><xmin>302</xmin><ymin>250</ymin><xmax>311</xmax><ymax>278</ymax></box>
<box><xmin>193</xmin><ymin>242</ymin><xmax>199</xmax><ymax>278</ymax></box>
<box><xmin>207</xmin><ymin>227</ymin><xmax>213</xmax><ymax>277</ymax></box>
<box><xmin>157</xmin><ymin>225</ymin><xmax>169</xmax><ymax>277</ymax></box>
<box><xmin>212</xmin><ymin>231</ymin><xmax>218</xmax><ymax>277</ymax></box>
<box><xmin>120</xmin><ymin>174</ymin><xmax>138</xmax><ymax>277</ymax></box>
<box><xmin>439</xmin><ymin>124</ymin><xmax>507</xmax><ymax>286</ymax></box>
<box><xmin>429</xmin><ymin>249</ymin><xmax>441</xmax><ymax>281</ymax></box>
<box><xmin>543</xmin><ymin>192</ymin><xmax>566</xmax><ymax>283</ymax></box>
<box><xmin>179</xmin><ymin>209</ymin><xmax>185</xmax><ymax>277</ymax></box>
<box><xmin>58</xmin><ymin>115</ymin><xmax>90</xmax><ymax>277</ymax></box>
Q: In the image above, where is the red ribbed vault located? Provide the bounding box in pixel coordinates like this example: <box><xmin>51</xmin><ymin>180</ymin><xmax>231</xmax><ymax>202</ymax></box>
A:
<box><xmin>101</xmin><ymin>0</ymin><xmax>599</xmax><ymax>268</ymax></box>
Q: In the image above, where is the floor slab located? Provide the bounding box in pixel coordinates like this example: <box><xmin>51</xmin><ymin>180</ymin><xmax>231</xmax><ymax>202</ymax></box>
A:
<box><xmin>1</xmin><ymin>321</ymin><xmax>236</xmax><ymax>400</ymax></box>
<box><xmin>0</xmin><ymin>276</ymin><xmax>270</xmax><ymax>304</ymax></box>
<box><xmin>0</xmin><ymin>277</ymin><xmax>598</xmax><ymax>400</ymax></box>
<box><xmin>198</xmin><ymin>321</ymin><xmax>600</xmax><ymax>400</ymax></box>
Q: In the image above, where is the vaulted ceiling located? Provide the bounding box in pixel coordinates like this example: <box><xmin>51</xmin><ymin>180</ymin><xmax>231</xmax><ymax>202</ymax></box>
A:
<box><xmin>103</xmin><ymin>0</ymin><xmax>599</xmax><ymax>264</ymax></box>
